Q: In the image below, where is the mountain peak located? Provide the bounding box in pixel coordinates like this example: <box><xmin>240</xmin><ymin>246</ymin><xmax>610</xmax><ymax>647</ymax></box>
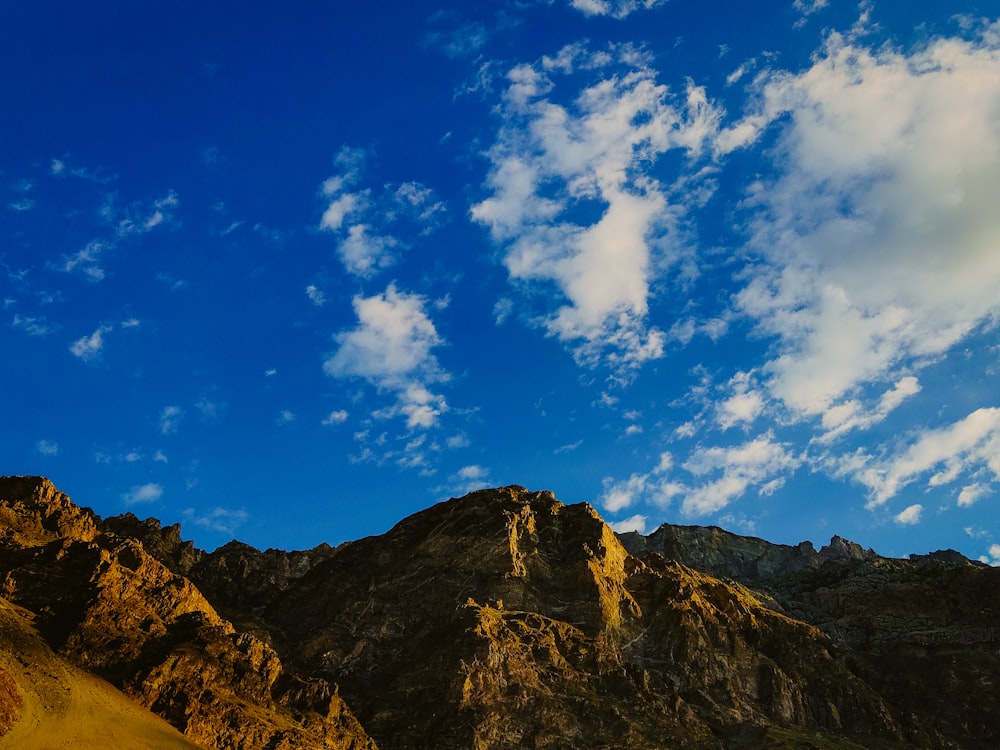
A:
<box><xmin>0</xmin><ymin>474</ymin><xmax>99</xmax><ymax>546</ymax></box>
<box><xmin>1</xmin><ymin>477</ymin><xmax>998</xmax><ymax>749</ymax></box>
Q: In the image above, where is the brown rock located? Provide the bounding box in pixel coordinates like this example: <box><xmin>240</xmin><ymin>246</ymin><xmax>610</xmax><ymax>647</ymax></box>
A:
<box><xmin>0</xmin><ymin>476</ymin><xmax>376</xmax><ymax>750</ymax></box>
<box><xmin>3</xmin><ymin>476</ymin><xmax>999</xmax><ymax>749</ymax></box>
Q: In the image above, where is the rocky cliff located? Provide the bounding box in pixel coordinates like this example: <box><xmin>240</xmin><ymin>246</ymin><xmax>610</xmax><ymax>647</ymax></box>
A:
<box><xmin>0</xmin><ymin>476</ymin><xmax>375</xmax><ymax>750</ymax></box>
<box><xmin>0</xmin><ymin>476</ymin><xmax>997</xmax><ymax>749</ymax></box>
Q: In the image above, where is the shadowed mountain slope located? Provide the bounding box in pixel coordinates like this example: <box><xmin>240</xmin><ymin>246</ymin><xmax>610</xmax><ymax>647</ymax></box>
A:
<box><xmin>0</xmin><ymin>476</ymin><xmax>998</xmax><ymax>749</ymax></box>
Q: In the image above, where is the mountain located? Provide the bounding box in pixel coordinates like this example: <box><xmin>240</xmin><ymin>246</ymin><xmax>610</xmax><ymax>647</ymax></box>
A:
<box><xmin>0</xmin><ymin>476</ymin><xmax>997</xmax><ymax>749</ymax></box>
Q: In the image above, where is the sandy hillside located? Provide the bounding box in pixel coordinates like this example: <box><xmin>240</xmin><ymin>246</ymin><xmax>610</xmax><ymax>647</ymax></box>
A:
<box><xmin>0</xmin><ymin>597</ymin><xmax>202</xmax><ymax>750</ymax></box>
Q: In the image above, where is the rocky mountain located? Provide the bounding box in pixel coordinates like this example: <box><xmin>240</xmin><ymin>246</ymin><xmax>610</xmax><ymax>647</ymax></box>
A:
<box><xmin>0</xmin><ymin>475</ymin><xmax>997</xmax><ymax>749</ymax></box>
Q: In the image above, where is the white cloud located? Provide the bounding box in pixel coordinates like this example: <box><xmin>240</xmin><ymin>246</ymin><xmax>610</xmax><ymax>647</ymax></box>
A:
<box><xmin>458</xmin><ymin>464</ymin><xmax>488</xmax><ymax>480</ymax></box>
<box><xmin>818</xmin><ymin>376</ymin><xmax>923</xmax><ymax>443</ymax></box>
<box><xmin>12</xmin><ymin>314</ymin><xmax>55</xmax><ymax>336</ymax></box>
<box><xmin>160</xmin><ymin>405</ymin><xmax>184</xmax><ymax>435</ymax></box>
<box><xmin>446</xmin><ymin>464</ymin><xmax>493</xmax><ymax>495</ymax></box>
<box><xmin>733</xmin><ymin>25</ymin><xmax>1000</xmax><ymax>432</ymax></box>
<box><xmin>61</xmin><ymin>241</ymin><xmax>106</xmax><ymax>281</ymax></box>
<box><xmin>446</xmin><ymin>434</ymin><xmax>470</xmax><ymax>449</ymax></box>
<box><xmin>123</xmin><ymin>483</ymin><xmax>164</xmax><ymax>505</ymax></box>
<box><xmin>320</xmin><ymin>191</ymin><xmax>366</xmax><ymax>232</ymax></box>
<box><xmin>305</xmin><ymin>284</ymin><xmax>327</xmax><ymax>306</ymax></box>
<box><xmin>56</xmin><ymin>190</ymin><xmax>178</xmax><ymax>281</ymax></box>
<box><xmin>36</xmin><ymin>440</ymin><xmax>60</xmax><ymax>456</ymax></box>
<box><xmin>324</xmin><ymin>284</ymin><xmax>448</xmax><ymax>429</ymax></box>
<box><xmin>601</xmin><ymin>452</ymin><xmax>681</xmax><ymax>513</ymax></box>
<box><xmin>718</xmin><ymin>391</ymin><xmax>765</xmax><ymax>429</ymax></box>
<box><xmin>319</xmin><ymin>151</ymin><xmax>444</xmax><ymax>277</ymax></box>
<box><xmin>793</xmin><ymin>0</ymin><xmax>829</xmax><ymax>25</ymax></box>
<box><xmin>554</xmin><ymin>440</ymin><xmax>583</xmax><ymax>454</ymax></box>
<box><xmin>69</xmin><ymin>324</ymin><xmax>111</xmax><ymax>361</ymax></box>
<box><xmin>183</xmin><ymin>507</ymin><xmax>249</xmax><ymax>535</ymax></box>
<box><xmin>716</xmin><ymin>372</ymin><xmax>765</xmax><ymax>430</ymax></box>
<box><xmin>49</xmin><ymin>157</ymin><xmax>116</xmax><ymax>184</ymax></box>
<box><xmin>493</xmin><ymin>297</ymin><xmax>514</xmax><ymax>325</ymax></box>
<box><xmin>393</xmin><ymin>182</ymin><xmax>447</xmax><ymax>227</ymax></box>
<box><xmin>276</xmin><ymin>410</ymin><xmax>296</xmax><ymax>425</ymax></box>
<box><xmin>322</xmin><ymin>409</ymin><xmax>349</xmax><ymax>426</ymax></box>
<box><xmin>957</xmin><ymin>483</ymin><xmax>988</xmax><ymax>508</ymax></box>
<box><xmin>569</xmin><ymin>0</ymin><xmax>666</xmax><ymax>19</ymax></box>
<box><xmin>602</xmin><ymin>473</ymin><xmax>646</xmax><ymax>513</ymax></box>
<box><xmin>422</xmin><ymin>17</ymin><xmax>488</xmax><ymax>60</ymax></box>
<box><xmin>608</xmin><ymin>514</ymin><xmax>648</xmax><ymax>534</ymax></box>
<box><xmin>679</xmin><ymin>433</ymin><xmax>801</xmax><ymax>516</ymax></box>
<box><xmin>846</xmin><ymin>408</ymin><xmax>1000</xmax><ymax>508</ymax></box>
<box><xmin>894</xmin><ymin>503</ymin><xmax>923</xmax><ymax>526</ymax></box>
<box><xmin>982</xmin><ymin>544</ymin><xmax>1000</xmax><ymax>566</ymax></box>
<box><xmin>338</xmin><ymin>224</ymin><xmax>398</xmax><ymax>277</ymax></box>
<box><xmin>472</xmin><ymin>45</ymin><xmax>726</xmax><ymax>373</ymax></box>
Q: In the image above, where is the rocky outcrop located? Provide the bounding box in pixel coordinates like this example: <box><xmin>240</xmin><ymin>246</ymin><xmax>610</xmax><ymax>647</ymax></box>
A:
<box><xmin>261</xmin><ymin>487</ymin><xmax>931</xmax><ymax>749</ymax></box>
<box><xmin>187</xmin><ymin>539</ymin><xmax>336</xmax><ymax>626</ymax></box>
<box><xmin>617</xmin><ymin>524</ymin><xmax>880</xmax><ymax>589</ymax></box>
<box><xmin>1</xmin><ymin>476</ymin><xmax>998</xmax><ymax>749</ymax></box>
<box><xmin>0</xmin><ymin>476</ymin><xmax>376</xmax><ymax>750</ymax></box>
<box><xmin>102</xmin><ymin>513</ymin><xmax>204</xmax><ymax>575</ymax></box>
<box><xmin>624</xmin><ymin>519</ymin><xmax>1000</xmax><ymax>749</ymax></box>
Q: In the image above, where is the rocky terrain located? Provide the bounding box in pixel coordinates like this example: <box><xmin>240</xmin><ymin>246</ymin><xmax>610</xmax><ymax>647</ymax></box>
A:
<box><xmin>0</xmin><ymin>475</ymin><xmax>997</xmax><ymax>749</ymax></box>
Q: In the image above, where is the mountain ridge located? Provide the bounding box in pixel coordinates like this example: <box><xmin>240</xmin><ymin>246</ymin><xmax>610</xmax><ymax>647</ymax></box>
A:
<box><xmin>0</xmin><ymin>475</ymin><xmax>997</xmax><ymax>749</ymax></box>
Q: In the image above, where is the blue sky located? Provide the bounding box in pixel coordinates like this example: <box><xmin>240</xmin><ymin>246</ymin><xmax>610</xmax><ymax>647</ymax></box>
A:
<box><xmin>3</xmin><ymin>0</ymin><xmax>1000</xmax><ymax>562</ymax></box>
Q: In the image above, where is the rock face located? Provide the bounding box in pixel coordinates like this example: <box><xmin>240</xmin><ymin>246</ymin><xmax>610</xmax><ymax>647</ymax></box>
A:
<box><xmin>1</xmin><ymin>476</ymin><xmax>998</xmax><ymax>749</ymax></box>
<box><xmin>0</xmin><ymin>476</ymin><xmax>375</xmax><ymax>750</ymax></box>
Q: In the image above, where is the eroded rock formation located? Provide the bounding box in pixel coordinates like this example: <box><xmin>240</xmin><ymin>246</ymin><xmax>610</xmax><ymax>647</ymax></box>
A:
<box><xmin>0</xmin><ymin>476</ymin><xmax>997</xmax><ymax>749</ymax></box>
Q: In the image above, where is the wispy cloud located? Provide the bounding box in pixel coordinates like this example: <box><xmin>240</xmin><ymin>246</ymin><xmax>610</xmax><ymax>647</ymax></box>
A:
<box><xmin>600</xmin><ymin>22</ymin><xmax>1000</xmax><ymax>528</ymax></box>
<box><xmin>608</xmin><ymin>514</ymin><xmax>648</xmax><ymax>534</ymax></box>
<box><xmin>981</xmin><ymin>544</ymin><xmax>1000</xmax><ymax>567</ymax></box>
<box><xmin>839</xmin><ymin>408</ymin><xmax>1000</xmax><ymax>509</ymax></box>
<box><xmin>35</xmin><ymin>440</ymin><xmax>60</xmax><ymax>456</ymax></box>
<box><xmin>473</xmin><ymin>43</ymin><xmax>726</xmax><ymax>374</ymax></box>
<box><xmin>322</xmin><ymin>409</ymin><xmax>349</xmax><ymax>426</ymax></box>
<box><xmin>894</xmin><ymin>503</ymin><xmax>923</xmax><ymax>526</ymax></box>
<box><xmin>568</xmin><ymin>0</ymin><xmax>666</xmax><ymax>19</ymax></box>
<box><xmin>604</xmin><ymin>433</ymin><xmax>801</xmax><ymax>518</ymax></box>
<box><xmin>733</xmin><ymin>24</ymin><xmax>1000</xmax><ymax>431</ymax></box>
<box><xmin>50</xmin><ymin>157</ymin><xmax>117</xmax><ymax>184</ymax></box>
<box><xmin>69</xmin><ymin>324</ymin><xmax>112</xmax><ymax>361</ymax></box>
<box><xmin>319</xmin><ymin>148</ymin><xmax>446</xmax><ymax>278</ymax></box>
<box><xmin>422</xmin><ymin>12</ymin><xmax>488</xmax><ymax>59</ymax></box>
<box><xmin>444</xmin><ymin>464</ymin><xmax>493</xmax><ymax>496</ymax></box>
<box><xmin>337</xmin><ymin>224</ymin><xmax>398</xmax><ymax>278</ymax></box>
<box><xmin>160</xmin><ymin>405</ymin><xmax>184</xmax><ymax>435</ymax></box>
<box><xmin>324</xmin><ymin>284</ymin><xmax>449</xmax><ymax>429</ymax></box>
<box><xmin>305</xmin><ymin>284</ymin><xmax>327</xmax><ymax>306</ymax></box>
<box><xmin>56</xmin><ymin>190</ymin><xmax>179</xmax><ymax>281</ymax></box>
<box><xmin>678</xmin><ymin>434</ymin><xmax>801</xmax><ymax>516</ymax></box>
<box><xmin>67</xmin><ymin>319</ymin><xmax>142</xmax><ymax>362</ymax></box>
<box><xmin>12</xmin><ymin>314</ymin><xmax>56</xmax><ymax>337</ymax></box>
<box><xmin>183</xmin><ymin>506</ymin><xmax>249</xmax><ymax>535</ymax></box>
<box><xmin>601</xmin><ymin>453</ymin><xmax>681</xmax><ymax>513</ymax></box>
<box><xmin>716</xmin><ymin>371</ymin><xmax>765</xmax><ymax>431</ymax></box>
<box><xmin>122</xmin><ymin>482</ymin><xmax>164</xmax><ymax>505</ymax></box>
